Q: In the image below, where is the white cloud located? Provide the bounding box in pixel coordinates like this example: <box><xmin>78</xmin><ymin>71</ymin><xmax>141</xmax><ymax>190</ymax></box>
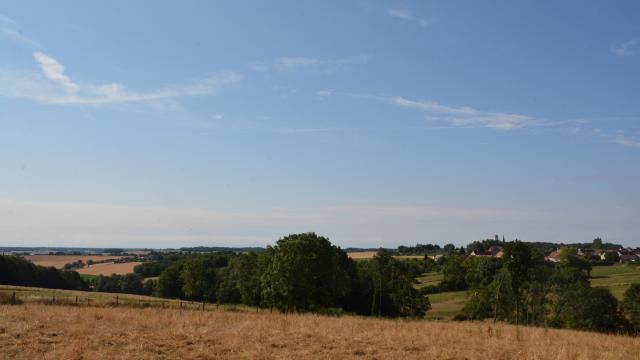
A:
<box><xmin>388</xmin><ymin>8</ymin><xmax>430</xmax><ymax>27</ymax></box>
<box><xmin>252</xmin><ymin>55</ymin><xmax>369</xmax><ymax>73</ymax></box>
<box><xmin>608</xmin><ymin>136</ymin><xmax>640</xmax><ymax>148</ymax></box>
<box><xmin>33</xmin><ymin>52</ymin><xmax>79</xmax><ymax>92</ymax></box>
<box><xmin>392</xmin><ymin>96</ymin><xmax>533</xmax><ymax>130</ymax></box>
<box><xmin>612</xmin><ymin>39</ymin><xmax>640</xmax><ymax>57</ymax></box>
<box><xmin>0</xmin><ymin>51</ymin><xmax>242</xmax><ymax>106</ymax></box>
<box><xmin>316</xmin><ymin>89</ymin><xmax>333</xmax><ymax>97</ymax></box>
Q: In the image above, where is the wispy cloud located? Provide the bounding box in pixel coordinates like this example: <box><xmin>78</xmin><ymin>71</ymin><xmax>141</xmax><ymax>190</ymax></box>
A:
<box><xmin>608</xmin><ymin>136</ymin><xmax>640</xmax><ymax>148</ymax></box>
<box><xmin>391</xmin><ymin>96</ymin><xmax>533</xmax><ymax>130</ymax></box>
<box><xmin>387</xmin><ymin>8</ymin><xmax>430</xmax><ymax>27</ymax></box>
<box><xmin>316</xmin><ymin>89</ymin><xmax>333</xmax><ymax>98</ymax></box>
<box><xmin>251</xmin><ymin>55</ymin><xmax>369</xmax><ymax>73</ymax></box>
<box><xmin>0</xmin><ymin>14</ymin><xmax>41</xmax><ymax>48</ymax></box>
<box><xmin>0</xmin><ymin>51</ymin><xmax>242</xmax><ymax>106</ymax></box>
<box><xmin>612</xmin><ymin>39</ymin><xmax>640</xmax><ymax>57</ymax></box>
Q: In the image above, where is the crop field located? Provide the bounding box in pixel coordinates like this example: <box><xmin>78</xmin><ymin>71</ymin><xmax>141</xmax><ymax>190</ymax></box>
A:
<box><xmin>76</xmin><ymin>261</ymin><xmax>142</xmax><ymax>276</ymax></box>
<box><xmin>591</xmin><ymin>264</ymin><xmax>640</xmax><ymax>299</ymax></box>
<box><xmin>1</xmin><ymin>301</ymin><xmax>639</xmax><ymax>359</ymax></box>
<box><xmin>24</xmin><ymin>255</ymin><xmax>125</xmax><ymax>269</ymax></box>
<box><xmin>346</xmin><ymin>252</ymin><xmax>423</xmax><ymax>260</ymax></box>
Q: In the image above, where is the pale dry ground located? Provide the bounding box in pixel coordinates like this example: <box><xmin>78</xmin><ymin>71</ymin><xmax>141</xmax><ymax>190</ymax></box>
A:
<box><xmin>24</xmin><ymin>255</ymin><xmax>125</xmax><ymax>269</ymax></box>
<box><xmin>1</xmin><ymin>304</ymin><xmax>639</xmax><ymax>360</ymax></box>
<box><xmin>347</xmin><ymin>252</ymin><xmax>423</xmax><ymax>260</ymax></box>
<box><xmin>77</xmin><ymin>261</ymin><xmax>142</xmax><ymax>276</ymax></box>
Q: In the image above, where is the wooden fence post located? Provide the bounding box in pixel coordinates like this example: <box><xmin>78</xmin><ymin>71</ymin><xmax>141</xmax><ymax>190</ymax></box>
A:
<box><xmin>11</xmin><ymin>292</ymin><xmax>16</xmax><ymax>305</ymax></box>
<box><xmin>75</xmin><ymin>296</ymin><xmax>78</xmax><ymax>305</ymax></box>
<box><xmin>87</xmin><ymin>298</ymin><xmax>90</xmax><ymax>306</ymax></box>
<box><xmin>116</xmin><ymin>296</ymin><xmax>119</xmax><ymax>306</ymax></box>
<box><xmin>52</xmin><ymin>295</ymin><xmax>55</xmax><ymax>304</ymax></box>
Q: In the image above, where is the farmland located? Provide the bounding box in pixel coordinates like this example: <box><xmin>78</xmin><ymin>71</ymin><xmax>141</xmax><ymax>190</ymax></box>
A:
<box><xmin>24</xmin><ymin>255</ymin><xmax>125</xmax><ymax>269</ymax></box>
<box><xmin>76</xmin><ymin>261</ymin><xmax>142</xmax><ymax>276</ymax></box>
<box><xmin>1</xmin><ymin>301</ymin><xmax>639</xmax><ymax>359</ymax></box>
<box><xmin>347</xmin><ymin>251</ymin><xmax>423</xmax><ymax>260</ymax></box>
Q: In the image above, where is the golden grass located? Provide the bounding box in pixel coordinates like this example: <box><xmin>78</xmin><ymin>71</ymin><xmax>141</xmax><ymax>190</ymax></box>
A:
<box><xmin>347</xmin><ymin>252</ymin><xmax>423</xmax><ymax>260</ymax></box>
<box><xmin>77</xmin><ymin>261</ymin><xmax>142</xmax><ymax>276</ymax></box>
<box><xmin>24</xmin><ymin>255</ymin><xmax>125</xmax><ymax>269</ymax></box>
<box><xmin>1</xmin><ymin>304</ymin><xmax>639</xmax><ymax>359</ymax></box>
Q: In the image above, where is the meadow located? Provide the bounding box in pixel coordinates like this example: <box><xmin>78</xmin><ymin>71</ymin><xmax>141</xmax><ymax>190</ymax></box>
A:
<box><xmin>76</xmin><ymin>261</ymin><xmax>142</xmax><ymax>276</ymax></box>
<box><xmin>1</xmin><ymin>301</ymin><xmax>639</xmax><ymax>359</ymax></box>
<box><xmin>24</xmin><ymin>255</ymin><xmax>125</xmax><ymax>269</ymax></box>
<box><xmin>415</xmin><ymin>264</ymin><xmax>640</xmax><ymax>320</ymax></box>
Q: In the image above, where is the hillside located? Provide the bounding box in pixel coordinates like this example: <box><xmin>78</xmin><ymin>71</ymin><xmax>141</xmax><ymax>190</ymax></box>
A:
<box><xmin>1</xmin><ymin>303</ymin><xmax>639</xmax><ymax>359</ymax></box>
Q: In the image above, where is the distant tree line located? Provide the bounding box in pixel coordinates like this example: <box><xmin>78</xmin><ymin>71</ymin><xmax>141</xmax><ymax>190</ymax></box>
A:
<box><xmin>135</xmin><ymin>233</ymin><xmax>429</xmax><ymax>317</ymax></box>
<box><xmin>0</xmin><ymin>255</ymin><xmax>88</xmax><ymax>291</ymax></box>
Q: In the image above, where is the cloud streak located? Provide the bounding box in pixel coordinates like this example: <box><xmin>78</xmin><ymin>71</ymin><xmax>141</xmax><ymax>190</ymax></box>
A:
<box><xmin>0</xmin><ymin>51</ymin><xmax>242</xmax><ymax>106</ymax></box>
<box><xmin>612</xmin><ymin>39</ymin><xmax>640</xmax><ymax>57</ymax></box>
<box><xmin>0</xmin><ymin>14</ymin><xmax>41</xmax><ymax>48</ymax></box>
<box><xmin>251</xmin><ymin>55</ymin><xmax>369</xmax><ymax>73</ymax></box>
<box><xmin>388</xmin><ymin>8</ymin><xmax>430</xmax><ymax>27</ymax></box>
<box><xmin>391</xmin><ymin>96</ymin><xmax>533</xmax><ymax>130</ymax></box>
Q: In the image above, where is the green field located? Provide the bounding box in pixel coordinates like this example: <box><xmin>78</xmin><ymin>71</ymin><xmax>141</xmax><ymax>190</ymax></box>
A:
<box><xmin>418</xmin><ymin>264</ymin><xmax>640</xmax><ymax>320</ymax></box>
<box><xmin>591</xmin><ymin>264</ymin><xmax>640</xmax><ymax>299</ymax></box>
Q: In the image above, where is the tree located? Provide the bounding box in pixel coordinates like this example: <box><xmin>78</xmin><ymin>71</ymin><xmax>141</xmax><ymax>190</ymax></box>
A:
<box><xmin>622</xmin><ymin>284</ymin><xmax>640</xmax><ymax>334</ymax></box>
<box><xmin>550</xmin><ymin>284</ymin><xmax>623</xmax><ymax>333</ymax></box>
<box><xmin>260</xmin><ymin>233</ymin><xmax>358</xmax><ymax>312</ymax></box>
<box><xmin>443</xmin><ymin>243</ymin><xmax>456</xmax><ymax>252</ymax></box>
<box><xmin>181</xmin><ymin>255</ymin><xmax>218</xmax><ymax>302</ymax></box>
<box><xmin>440</xmin><ymin>255</ymin><xmax>467</xmax><ymax>291</ymax></box>
<box><xmin>592</xmin><ymin>237</ymin><xmax>603</xmax><ymax>249</ymax></box>
<box><xmin>157</xmin><ymin>263</ymin><xmax>183</xmax><ymax>298</ymax></box>
<box><xmin>604</xmin><ymin>251</ymin><xmax>620</xmax><ymax>264</ymax></box>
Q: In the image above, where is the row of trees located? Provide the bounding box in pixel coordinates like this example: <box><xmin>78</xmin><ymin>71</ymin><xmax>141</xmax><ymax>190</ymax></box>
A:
<box><xmin>0</xmin><ymin>255</ymin><xmax>88</xmax><ymax>291</ymax></box>
<box><xmin>147</xmin><ymin>233</ymin><xmax>429</xmax><ymax>317</ymax></box>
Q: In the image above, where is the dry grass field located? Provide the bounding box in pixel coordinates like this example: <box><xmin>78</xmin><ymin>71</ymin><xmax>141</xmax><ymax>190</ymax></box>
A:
<box><xmin>347</xmin><ymin>252</ymin><xmax>423</xmax><ymax>260</ymax></box>
<box><xmin>1</xmin><ymin>303</ymin><xmax>639</xmax><ymax>360</ymax></box>
<box><xmin>24</xmin><ymin>255</ymin><xmax>125</xmax><ymax>269</ymax></box>
<box><xmin>77</xmin><ymin>261</ymin><xmax>142</xmax><ymax>276</ymax></box>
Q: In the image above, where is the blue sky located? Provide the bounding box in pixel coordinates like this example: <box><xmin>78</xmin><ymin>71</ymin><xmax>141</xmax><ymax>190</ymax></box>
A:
<box><xmin>1</xmin><ymin>1</ymin><xmax>639</xmax><ymax>248</ymax></box>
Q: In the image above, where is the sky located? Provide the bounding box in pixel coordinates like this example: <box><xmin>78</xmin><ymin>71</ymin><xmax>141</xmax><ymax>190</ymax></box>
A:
<box><xmin>1</xmin><ymin>0</ymin><xmax>639</xmax><ymax>248</ymax></box>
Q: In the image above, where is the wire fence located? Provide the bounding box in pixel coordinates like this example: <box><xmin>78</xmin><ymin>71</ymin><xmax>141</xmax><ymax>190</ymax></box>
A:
<box><xmin>0</xmin><ymin>289</ymin><xmax>230</xmax><ymax>312</ymax></box>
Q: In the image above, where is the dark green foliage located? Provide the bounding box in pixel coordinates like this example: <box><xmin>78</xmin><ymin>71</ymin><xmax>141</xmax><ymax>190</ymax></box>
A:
<box><xmin>550</xmin><ymin>284</ymin><xmax>624</xmax><ymax>333</ymax></box>
<box><xmin>94</xmin><ymin>273</ymin><xmax>147</xmax><ymax>295</ymax></box>
<box><xmin>622</xmin><ymin>284</ymin><xmax>640</xmax><ymax>334</ymax></box>
<box><xmin>440</xmin><ymin>255</ymin><xmax>467</xmax><ymax>291</ymax></box>
<box><xmin>357</xmin><ymin>250</ymin><xmax>429</xmax><ymax>317</ymax></box>
<box><xmin>0</xmin><ymin>255</ymin><xmax>88</xmax><ymax>291</ymax></box>
<box><xmin>260</xmin><ymin>233</ymin><xmax>358</xmax><ymax>312</ymax></box>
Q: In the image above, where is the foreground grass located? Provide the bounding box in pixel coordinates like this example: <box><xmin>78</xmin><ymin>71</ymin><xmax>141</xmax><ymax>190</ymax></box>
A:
<box><xmin>1</xmin><ymin>303</ymin><xmax>639</xmax><ymax>359</ymax></box>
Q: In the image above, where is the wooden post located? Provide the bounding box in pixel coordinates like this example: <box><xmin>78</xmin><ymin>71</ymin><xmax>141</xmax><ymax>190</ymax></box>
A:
<box><xmin>180</xmin><ymin>301</ymin><xmax>183</xmax><ymax>310</ymax></box>
<box><xmin>87</xmin><ymin>298</ymin><xmax>90</xmax><ymax>306</ymax></box>
<box><xmin>11</xmin><ymin>292</ymin><xmax>16</xmax><ymax>305</ymax></box>
<box><xmin>52</xmin><ymin>295</ymin><xmax>55</xmax><ymax>304</ymax></box>
<box><xmin>116</xmin><ymin>296</ymin><xmax>119</xmax><ymax>306</ymax></box>
<box><xmin>75</xmin><ymin>296</ymin><xmax>78</xmax><ymax>305</ymax></box>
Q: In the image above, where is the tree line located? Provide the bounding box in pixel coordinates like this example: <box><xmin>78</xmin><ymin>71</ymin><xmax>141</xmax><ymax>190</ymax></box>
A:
<box><xmin>143</xmin><ymin>233</ymin><xmax>428</xmax><ymax>317</ymax></box>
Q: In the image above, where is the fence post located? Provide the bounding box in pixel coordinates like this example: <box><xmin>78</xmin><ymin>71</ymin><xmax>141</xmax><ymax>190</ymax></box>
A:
<box><xmin>116</xmin><ymin>296</ymin><xmax>119</xmax><ymax>306</ymax></box>
<box><xmin>52</xmin><ymin>295</ymin><xmax>55</xmax><ymax>304</ymax></box>
<box><xmin>75</xmin><ymin>296</ymin><xmax>78</xmax><ymax>305</ymax></box>
<box><xmin>87</xmin><ymin>298</ymin><xmax>90</xmax><ymax>306</ymax></box>
<box><xmin>11</xmin><ymin>292</ymin><xmax>16</xmax><ymax>305</ymax></box>
<box><xmin>180</xmin><ymin>301</ymin><xmax>183</xmax><ymax>310</ymax></box>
